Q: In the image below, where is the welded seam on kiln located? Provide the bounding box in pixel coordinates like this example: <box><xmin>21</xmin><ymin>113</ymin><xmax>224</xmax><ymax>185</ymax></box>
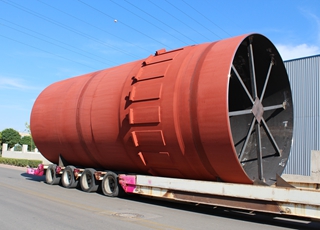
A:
<box><xmin>189</xmin><ymin>42</ymin><xmax>219</xmax><ymax>179</ymax></box>
<box><xmin>76</xmin><ymin>71</ymin><xmax>104</xmax><ymax>168</ymax></box>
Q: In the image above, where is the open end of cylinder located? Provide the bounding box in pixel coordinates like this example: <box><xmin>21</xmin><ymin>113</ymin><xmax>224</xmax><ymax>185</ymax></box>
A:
<box><xmin>228</xmin><ymin>34</ymin><xmax>293</xmax><ymax>185</ymax></box>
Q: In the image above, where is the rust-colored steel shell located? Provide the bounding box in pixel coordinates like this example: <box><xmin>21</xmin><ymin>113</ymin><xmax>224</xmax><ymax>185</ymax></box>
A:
<box><xmin>31</xmin><ymin>34</ymin><xmax>293</xmax><ymax>185</ymax></box>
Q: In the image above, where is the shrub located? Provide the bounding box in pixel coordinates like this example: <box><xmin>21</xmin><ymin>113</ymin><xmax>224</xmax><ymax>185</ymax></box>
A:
<box><xmin>0</xmin><ymin>157</ymin><xmax>42</xmax><ymax>168</ymax></box>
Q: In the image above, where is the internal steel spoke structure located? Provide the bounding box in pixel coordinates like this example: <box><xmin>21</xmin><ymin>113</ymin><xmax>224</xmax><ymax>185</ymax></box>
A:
<box><xmin>228</xmin><ymin>35</ymin><xmax>293</xmax><ymax>184</ymax></box>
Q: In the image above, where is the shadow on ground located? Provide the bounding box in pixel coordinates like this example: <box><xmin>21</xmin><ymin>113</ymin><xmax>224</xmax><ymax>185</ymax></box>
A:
<box><xmin>21</xmin><ymin>172</ymin><xmax>45</xmax><ymax>182</ymax></box>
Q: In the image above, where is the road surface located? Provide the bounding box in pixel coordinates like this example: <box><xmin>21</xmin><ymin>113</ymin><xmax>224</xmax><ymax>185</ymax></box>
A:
<box><xmin>0</xmin><ymin>164</ymin><xmax>319</xmax><ymax>230</ymax></box>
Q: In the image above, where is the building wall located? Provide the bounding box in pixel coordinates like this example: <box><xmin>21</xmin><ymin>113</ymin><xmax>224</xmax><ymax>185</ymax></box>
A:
<box><xmin>283</xmin><ymin>55</ymin><xmax>320</xmax><ymax>175</ymax></box>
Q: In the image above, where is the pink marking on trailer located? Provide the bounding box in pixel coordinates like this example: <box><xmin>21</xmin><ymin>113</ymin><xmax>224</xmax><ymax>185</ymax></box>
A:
<box><xmin>56</xmin><ymin>166</ymin><xmax>62</xmax><ymax>174</ymax></box>
<box><xmin>119</xmin><ymin>175</ymin><xmax>136</xmax><ymax>193</ymax></box>
<box><xmin>26</xmin><ymin>164</ymin><xmax>44</xmax><ymax>176</ymax></box>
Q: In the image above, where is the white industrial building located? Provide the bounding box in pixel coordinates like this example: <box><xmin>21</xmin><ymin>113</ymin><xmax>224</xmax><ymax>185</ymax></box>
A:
<box><xmin>284</xmin><ymin>54</ymin><xmax>320</xmax><ymax>175</ymax></box>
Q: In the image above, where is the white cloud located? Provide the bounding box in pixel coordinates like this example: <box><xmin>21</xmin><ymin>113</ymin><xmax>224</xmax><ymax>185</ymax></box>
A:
<box><xmin>277</xmin><ymin>8</ymin><xmax>320</xmax><ymax>61</ymax></box>
<box><xmin>300</xmin><ymin>9</ymin><xmax>320</xmax><ymax>43</ymax></box>
<box><xmin>276</xmin><ymin>43</ymin><xmax>320</xmax><ymax>61</ymax></box>
<box><xmin>0</xmin><ymin>77</ymin><xmax>36</xmax><ymax>90</ymax></box>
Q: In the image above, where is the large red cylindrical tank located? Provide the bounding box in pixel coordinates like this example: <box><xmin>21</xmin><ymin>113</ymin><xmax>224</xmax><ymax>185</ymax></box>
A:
<box><xmin>31</xmin><ymin>34</ymin><xmax>293</xmax><ymax>185</ymax></box>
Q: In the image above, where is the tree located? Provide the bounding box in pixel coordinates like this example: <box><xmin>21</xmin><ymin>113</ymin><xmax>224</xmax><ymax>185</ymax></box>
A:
<box><xmin>20</xmin><ymin>135</ymin><xmax>35</xmax><ymax>151</ymax></box>
<box><xmin>25</xmin><ymin>122</ymin><xmax>30</xmax><ymax>133</ymax></box>
<box><xmin>1</xmin><ymin>128</ymin><xmax>21</xmax><ymax>149</ymax></box>
<box><xmin>24</xmin><ymin>122</ymin><xmax>36</xmax><ymax>151</ymax></box>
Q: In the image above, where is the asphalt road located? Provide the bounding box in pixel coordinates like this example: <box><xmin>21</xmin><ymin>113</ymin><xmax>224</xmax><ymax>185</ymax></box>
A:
<box><xmin>0</xmin><ymin>164</ymin><xmax>319</xmax><ymax>230</ymax></box>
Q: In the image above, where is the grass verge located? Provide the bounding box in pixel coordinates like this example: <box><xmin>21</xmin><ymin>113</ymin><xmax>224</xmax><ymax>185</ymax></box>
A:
<box><xmin>0</xmin><ymin>156</ymin><xmax>42</xmax><ymax>168</ymax></box>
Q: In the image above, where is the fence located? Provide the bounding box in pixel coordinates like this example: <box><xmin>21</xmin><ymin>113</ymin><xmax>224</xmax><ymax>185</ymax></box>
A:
<box><xmin>1</xmin><ymin>143</ymin><xmax>51</xmax><ymax>164</ymax></box>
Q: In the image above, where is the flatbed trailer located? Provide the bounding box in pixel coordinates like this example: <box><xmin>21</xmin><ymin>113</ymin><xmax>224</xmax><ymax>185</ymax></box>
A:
<box><xmin>32</xmin><ymin>154</ymin><xmax>320</xmax><ymax>221</ymax></box>
<box><xmin>118</xmin><ymin>173</ymin><xmax>320</xmax><ymax>220</ymax></box>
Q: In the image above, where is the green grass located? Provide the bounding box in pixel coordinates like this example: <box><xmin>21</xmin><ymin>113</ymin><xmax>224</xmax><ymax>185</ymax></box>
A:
<box><xmin>0</xmin><ymin>156</ymin><xmax>42</xmax><ymax>168</ymax></box>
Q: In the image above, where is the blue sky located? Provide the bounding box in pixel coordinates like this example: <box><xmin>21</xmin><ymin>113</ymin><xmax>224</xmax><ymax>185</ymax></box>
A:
<box><xmin>0</xmin><ymin>0</ymin><xmax>319</xmax><ymax>132</ymax></box>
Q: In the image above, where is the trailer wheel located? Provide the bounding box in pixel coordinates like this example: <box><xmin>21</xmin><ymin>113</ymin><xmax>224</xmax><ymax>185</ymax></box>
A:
<box><xmin>101</xmin><ymin>171</ymin><xmax>124</xmax><ymax>197</ymax></box>
<box><xmin>61</xmin><ymin>166</ymin><xmax>78</xmax><ymax>188</ymax></box>
<box><xmin>45</xmin><ymin>164</ymin><xmax>61</xmax><ymax>185</ymax></box>
<box><xmin>80</xmin><ymin>168</ymin><xmax>99</xmax><ymax>192</ymax></box>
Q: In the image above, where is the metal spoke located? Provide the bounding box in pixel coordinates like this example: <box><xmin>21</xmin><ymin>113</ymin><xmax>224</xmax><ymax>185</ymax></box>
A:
<box><xmin>260</xmin><ymin>59</ymin><xmax>274</xmax><ymax>102</ymax></box>
<box><xmin>264</xmin><ymin>103</ymin><xmax>285</xmax><ymax>111</ymax></box>
<box><xmin>248</xmin><ymin>36</ymin><xmax>264</xmax><ymax>181</ymax></box>
<box><xmin>229</xmin><ymin>109</ymin><xmax>252</xmax><ymax>116</ymax></box>
<box><xmin>261</xmin><ymin>118</ymin><xmax>282</xmax><ymax>156</ymax></box>
<box><xmin>248</xmin><ymin>37</ymin><xmax>258</xmax><ymax>100</ymax></box>
<box><xmin>230</xmin><ymin>103</ymin><xmax>285</xmax><ymax>117</ymax></box>
<box><xmin>239</xmin><ymin>117</ymin><xmax>256</xmax><ymax>160</ymax></box>
<box><xmin>255</xmin><ymin>123</ymin><xmax>264</xmax><ymax>181</ymax></box>
<box><xmin>231</xmin><ymin>65</ymin><xmax>254</xmax><ymax>104</ymax></box>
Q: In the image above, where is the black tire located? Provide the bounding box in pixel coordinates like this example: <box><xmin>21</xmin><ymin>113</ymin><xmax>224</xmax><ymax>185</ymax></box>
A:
<box><xmin>45</xmin><ymin>164</ymin><xmax>61</xmax><ymax>185</ymax></box>
<box><xmin>61</xmin><ymin>166</ymin><xmax>78</xmax><ymax>188</ymax></box>
<box><xmin>80</xmin><ymin>168</ymin><xmax>99</xmax><ymax>193</ymax></box>
<box><xmin>101</xmin><ymin>171</ymin><xmax>125</xmax><ymax>197</ymax></box>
